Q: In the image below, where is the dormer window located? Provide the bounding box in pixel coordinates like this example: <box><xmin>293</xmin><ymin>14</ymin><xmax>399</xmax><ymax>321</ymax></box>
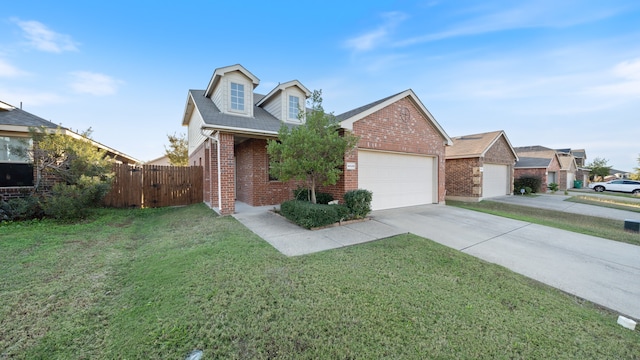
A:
<box><xmin>231</xmin><ymin>82</ymin><xmax>245</xmax><ymax>111</ymax></box>
<box><xmin>288</xmin><ymin>95</ymin><xmax>300</xmax><ymax>120</ymax></box>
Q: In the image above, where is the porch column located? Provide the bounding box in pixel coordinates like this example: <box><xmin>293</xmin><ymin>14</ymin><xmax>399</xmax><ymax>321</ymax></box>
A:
<box><xmin>218</xmin><ymin>132</ymin><xmax>235</xmax><ymax>215</ymax></box>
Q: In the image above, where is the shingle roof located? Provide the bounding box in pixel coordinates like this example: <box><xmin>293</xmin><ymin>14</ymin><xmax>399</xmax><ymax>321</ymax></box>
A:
<box><xmin>334</xmin><ymin>91</ymin><xmax>402</xmax><ymax>122</ymax></box>
<box><xmin>0</xmin><ymin>105</ymin><xmax>59</xmax><ymax>128</ymax></box>
<box><xmin>515</xmin><ymin>157</ymin><xmax>551</xmax><ymax>168</ymax></box>
<box><xmin>446</xmin><ymin>130</ymin><xmax>505</xmax><ymax>158</ymax></box>
<box><xmin>190</xmin><ymin>90</ymin><xmax>292</xmax><ymax>134</ymax></box>
<box><xmin>557</xmin><ymin>154</ymin><xmax>576</xmax><ymax>170</ymax></box>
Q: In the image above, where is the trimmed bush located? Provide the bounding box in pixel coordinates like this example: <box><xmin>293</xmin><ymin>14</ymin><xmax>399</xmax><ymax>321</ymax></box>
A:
<box><xmin>280</xmin><ymin>200</ymin><xmax>349</xmax><ymax>229</ymax></box>
<box><xmin>548</xmin><ymin>182</ymin><xmax>559</xmax><ymax>192</ymax></box>
<box><xmin>514</xmin><ymin>176</ymin><xmax>542</xmax><ymax>194</ymax></box>
<box><xmin>344</xmin><ymin>189</ymin><xmax>373</xmax><ymax>219</ymax></box>
<box><xmin>293</xmin><ymin>187</ymin><xmax>335</xmax><ymax>205</ymax></box>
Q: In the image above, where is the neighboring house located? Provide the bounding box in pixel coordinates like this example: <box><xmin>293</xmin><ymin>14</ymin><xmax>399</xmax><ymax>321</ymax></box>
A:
<box><xmin>514</xmin><ymin>146</ymin><xmax>564</xmax><ymax>192</ymax></box>
<box><xmin>181</xmin><ymin>64</ymin><xmax>452</xmax><ymax>215</ymax></box>
<box><xmin>557</xmin><ymin>148</ymin><xmax>589</xmax><ymax>187</ymax></box>
<box><xmin>445</xmin><ymin>130</ymin><xmax>518</xmax><ymax>201</ymax></box>
<box><xmin>0</xmin><ymin>100</ymin><xmax>140</xmax><ymax>200</ymax></box>
<box><xmin>146</xmin><ymin>155</ymin><xmax>171</xmax><ymax>166</ymax></box>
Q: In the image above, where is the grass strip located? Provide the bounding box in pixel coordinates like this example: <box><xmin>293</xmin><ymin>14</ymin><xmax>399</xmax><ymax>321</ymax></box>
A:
<box><xmin>1</xmin><ymin>204</ymin><xmax>638</xmax><ymax>358</ymax></box>
<box><xmin>567</xmin><ymin>195</ymin><xmax>640</xmax><ymax>213</ymax></box>
<box><xmin>447</xmin><ymin>200</ymin><xmax>640</xmax><ymax>246</ymax></box>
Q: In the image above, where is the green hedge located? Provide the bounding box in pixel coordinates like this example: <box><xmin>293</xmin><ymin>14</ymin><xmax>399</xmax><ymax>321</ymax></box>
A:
<box><xmin>280</xmin><ymin>200</ymin><xmax>350</xmax><ymax>229</ymax></box>
<box><xmin>514</xmin><ymin>176</ymin><xmax>542</xmax><ymax>194</ymax></box>
<box><xmin>344</xmin><ymin>189</ymin><xmax>373</xmax><ymax>219</ymax></box>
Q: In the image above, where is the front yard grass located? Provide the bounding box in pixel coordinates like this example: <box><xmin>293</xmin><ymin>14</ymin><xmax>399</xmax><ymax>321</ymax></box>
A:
<box><xmin>448</xmin><ymin>200</ymin><xmax>640</xmax><ymax>246</ymax></box>
<box><xmin>567</xmin><ymin>195</ymin><xmax>640</xmax><ymax>213</ymax></box>
<box><xmin>1</xmin><ymin>204</ymin><xmax>638</xmax><ymax>358</ymax></box>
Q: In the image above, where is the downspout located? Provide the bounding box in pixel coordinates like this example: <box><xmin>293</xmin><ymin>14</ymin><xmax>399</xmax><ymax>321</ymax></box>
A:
<box><xmin>200</xmin><ymin>128</ymin><xmax>221</xmax><ymax>211</ymax></box>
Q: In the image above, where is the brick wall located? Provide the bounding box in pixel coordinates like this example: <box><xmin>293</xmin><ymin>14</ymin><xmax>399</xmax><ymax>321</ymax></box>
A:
<box><xmin>445</xmin><ymin>158</ymin><xmax>480</xmax><ymax>198</ymax></box>
<box><xmin>514</xmin><ymin>168</ymin><xmax>548</xmax><ymax>192</ymax></box>
<box><xmin>349</xmin><ymin>97</ymin><xmax>447</xmax><ymax>203</ymax></box>
<box><xmin>235</xmin><ymin>138</ymin><xmax>301</xmax><ymax>207</ymax></box>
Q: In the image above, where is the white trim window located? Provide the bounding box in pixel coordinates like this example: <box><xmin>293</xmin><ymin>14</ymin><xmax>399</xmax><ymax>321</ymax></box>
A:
<box><xmin>230</xmin><ymin>82</ymin><xmax>245</xmax><ymax>111</ymax></box>
<box><xmin>288</xmin><ymin>95</ymin><xmax>300</xmax><ymax>120</ymax></box>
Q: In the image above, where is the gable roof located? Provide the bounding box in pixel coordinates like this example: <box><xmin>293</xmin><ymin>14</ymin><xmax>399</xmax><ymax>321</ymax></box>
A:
<box><xmin>186</xmin><ymin>90</ymin><xmax>293</xmax><ymax>136</ymax></box>
<box><xmin>0</xmin><ymin>101</ymin><xmax>59</xmax><ymax>129</ymax></box>
<box><xmin>255</xmin><ymin>80</ymin><xmax>311</xmax><ymax>107</ymax></box>
<box><xmin>515</xmin><ymin>156</ymin><xmax>553</xmax><ymax>168</ymax></box>
<box><xmin>0</xmin><ymin>100</ymin><xmax>141</xmax><ymax>164</ymax></box>
<box><xmin>336</xmin><ymin>89</ymin><xmax>452</xmax><ymax>145</ymax></box>
<box><xmin>204</xmin><ymin>64</ymin><xmax>260</xmax><ymax>98</ymax></box>
<box><xmin>446</xmin><ymin>130</ymin><xmax>518</xmax><ymax>160</ymax></box>
<box><xmin>557</xmin><ymin>153</ymin><xmax>577</xmax><ymax>171</ymax></box>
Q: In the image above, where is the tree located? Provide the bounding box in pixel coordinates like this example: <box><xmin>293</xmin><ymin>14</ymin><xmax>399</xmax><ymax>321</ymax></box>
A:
<box><xmin>14</xmin><ymin>126</ymin><xmax>114</xmax><ymax>219</ymax></box>
<box><xmin>165</xmin><ymin>133</ymin><xmax>188</xmax><ymax>166</ymax></box>
<box><xmin>586</xmin><ymin>157</ymin><xmax>612</xmax><ymax>181</ymax></box>
<box><xmin>632</xmin><ymin>154</ymin><xmax>640</xmax><ymax>180</ymax></box>
<box><xmin>267</xmin><ymin>90</ymin><xmax>359</xmax><ymax>204</ymax></box>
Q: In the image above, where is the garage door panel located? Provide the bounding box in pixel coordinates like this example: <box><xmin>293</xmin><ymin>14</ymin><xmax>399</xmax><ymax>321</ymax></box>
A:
<box><xmin>358</xmin><ymin>151</ymin><xmax>434</xmax><ymax>210</ymax></box>
<box><xmin>483</xmin><ymin>164</ymin><xmax>508</xmax><ymax>198</ymax></box>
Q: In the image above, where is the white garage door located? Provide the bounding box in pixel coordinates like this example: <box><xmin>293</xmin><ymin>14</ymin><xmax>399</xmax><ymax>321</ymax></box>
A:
<box><xmin>358</xmin><ymin>150</ymin><xmax>435</xmax><ymax>210</ymax></box>
<box><xmin>482</xmin><ymin>164</ymin><xmax>509</xmax><ymax>198</ymax></box>
<box><xmin>566</xmin><ymin>172</ymin><xmax>575</xmax><ymax>189</ymax></box>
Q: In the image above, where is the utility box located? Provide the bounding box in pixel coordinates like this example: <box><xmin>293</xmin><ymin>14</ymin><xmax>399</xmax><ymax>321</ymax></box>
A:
<box><xmin>624</xmin><ymin>219</ymin><xmax>640</xmax><ymax>233</ymax></box>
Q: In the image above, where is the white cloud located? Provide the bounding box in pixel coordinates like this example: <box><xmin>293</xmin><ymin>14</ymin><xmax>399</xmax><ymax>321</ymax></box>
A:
<box><xmin>344</xmin><ymin>11</ymin><xmax>408</xmax><ymax>52</ymax></box>
<box><xmin>13</xmin><ymin>18</ymin><xmax>79</xmax><ymax>53</ymax></box>
<box><xmin>69</xmin><ymin>71</ymin><xmax>123</xmax><ymax>96</ymax></box>
<box><xmin>586</xmin><ymin>58</ymin><xmax>640</xmax><ymax>98</ymax></box>
<box><xmin>0</xmin><ymin>59</ymin><xmax>29</xmax><ymax>77</ymax></box>
<box><xmin>395</xmin><ymin>2</ymin><xmax>627</xmax><ymax>47</ymax></box>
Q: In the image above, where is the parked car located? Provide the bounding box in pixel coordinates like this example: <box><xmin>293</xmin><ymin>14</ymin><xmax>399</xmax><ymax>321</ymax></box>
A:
<box><xmin>588</xmin><ymin>179</ymin><xmax>640</xmax><ymax>195</ymax></box>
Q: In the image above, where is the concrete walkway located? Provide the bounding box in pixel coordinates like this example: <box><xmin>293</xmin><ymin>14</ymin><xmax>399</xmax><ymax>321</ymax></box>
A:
<box><xmin>233</xmin><ymin>201</ymin><xmax>640</xmax><ymax>320</ymax></box>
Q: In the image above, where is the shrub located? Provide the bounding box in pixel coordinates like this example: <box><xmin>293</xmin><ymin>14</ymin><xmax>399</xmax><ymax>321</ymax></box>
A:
<box><xmin>344</xmin><ymin>189</ymin><xmax>373</xmax><ymax>219</ymax></box>
<box><xmin>42</xmin><ymin>176</ymin><xmax>111</xmax><ymax>220</ymax></box>
<box><xmin>293</xmin><ymin>187</ymin><xmax>334</xmax><ymax>205</ymax></box>
<box><xmin>548</xmin><ymin>182</ymin><xmax>559</xmax><ymax>192</ymax></box>
<box><xmin>514</xmin><ymin>176</ymin><xmax>542</xmax><ymax>194</ymax></box>
<box><xmin>280</xmin><ymin>200</ymin><xmax>349</xmax><ymax>229</ymax></box>
<box><xmin>0</xmin><ymin>196</ymin><xmax>43</xmax><ymax>221</ymax></box>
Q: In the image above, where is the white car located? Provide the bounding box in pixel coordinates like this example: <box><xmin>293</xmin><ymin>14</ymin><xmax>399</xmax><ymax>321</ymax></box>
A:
<box><xmin>588</xmin><ymin>179</ymin><xmax>640</xmax><ymax>195</ymax></box>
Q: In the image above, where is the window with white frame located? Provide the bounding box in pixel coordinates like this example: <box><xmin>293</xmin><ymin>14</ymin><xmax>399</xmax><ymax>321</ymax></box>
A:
<box><xmin>289</xmin><ymin>95</ymin><xmax>300</xmax><ymax>120</ymax></box>
<box><xmin>230</xmin><ymin>82</ymin><xmax>245</xmax><ymax>111</ymax></box>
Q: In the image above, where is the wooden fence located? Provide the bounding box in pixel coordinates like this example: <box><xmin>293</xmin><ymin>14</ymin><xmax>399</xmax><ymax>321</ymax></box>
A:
<box><xmin>104</xmin><ymin>164</ymin><xmax>203</xmax><ymax>208</ymax></box>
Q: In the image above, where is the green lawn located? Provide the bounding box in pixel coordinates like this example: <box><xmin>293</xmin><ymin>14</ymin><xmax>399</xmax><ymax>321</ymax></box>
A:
<box><xmin>1</xmin><ymin>204</ymin><xmax>638</xmax><ymax>359</ymax></box>
<box><xmin>567</xmin><ymin>195</ymin><xmax>640</xmax><ymax>213</ymax></box>
<box><xmin>447</xmin><ymin>200</ymin><xmax>640</xmax><ymax>246</ymax></box>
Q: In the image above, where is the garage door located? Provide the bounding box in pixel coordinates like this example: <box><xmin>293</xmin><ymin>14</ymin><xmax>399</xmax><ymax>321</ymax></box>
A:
<box><xmin>566</xmin><ymin>172</ymin><xmax>575</xmax><ymax>189</ymax></box>
<box><xmin>482</xmin><ymin>164</ymin><xmax>509</xmax><ymax>198</ymax></box>
<box><xmin>358</xmin><ymin>150</ymin><xmax>435</xmax><ymax>210</ymax></box>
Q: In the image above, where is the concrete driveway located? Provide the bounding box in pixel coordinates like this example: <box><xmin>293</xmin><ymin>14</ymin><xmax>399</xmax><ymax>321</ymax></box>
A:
<box><xmin>235</xmin><ymin>201</ymin><xmax>640</xmax><ymax>320</ymax></box>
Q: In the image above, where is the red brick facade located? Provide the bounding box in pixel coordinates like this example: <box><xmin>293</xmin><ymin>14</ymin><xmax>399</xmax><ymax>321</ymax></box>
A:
<box><xmin>349</xmin><ymin>97</ymin><xmax>447</xmax><ymax>203</ymax></box>
<box><xmin>514</xmin><ymin>155</ymin><xmax>561</xmax><ymax>192</ymax></box>
<box><xmin>192</xmin><ymin>96</ymin><xmax>449</xmax><ymax>215</ymax></box>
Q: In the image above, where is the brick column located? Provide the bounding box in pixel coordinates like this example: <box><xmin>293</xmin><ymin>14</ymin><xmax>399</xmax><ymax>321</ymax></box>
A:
<box><xmin>218</xmin><ymin>132</ymin><xmax>235</xmax><ymax>215</ymax></box>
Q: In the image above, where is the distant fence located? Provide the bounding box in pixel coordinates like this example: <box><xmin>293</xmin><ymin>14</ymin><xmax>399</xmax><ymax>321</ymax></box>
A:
<box><xmin>104</xmin><ymin>164</ymin><xmax>203</xmax><ymax>208</ymax></box>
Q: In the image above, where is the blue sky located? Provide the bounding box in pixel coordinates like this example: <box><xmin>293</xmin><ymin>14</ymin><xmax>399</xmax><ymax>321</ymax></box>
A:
<box><xmin>1</xmin><ymin>1</ymin><xmax>639</xmax><ymax>171</ymax></box>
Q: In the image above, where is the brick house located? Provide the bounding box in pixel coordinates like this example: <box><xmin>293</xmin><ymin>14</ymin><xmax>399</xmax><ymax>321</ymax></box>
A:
<box><xmin>181</xmin><ymin>64</ymin><xmax>452</xmax><ymax>215</ymax></box>
<box><xmin>0</xmin><ymin>100</ymin><xmax>140</xmax><ymax>201</ymax></box>
<box><xmin>445</xmin><ymin>130</ymin><xmax>518</xmax><ymax>201</ymax></box>
<box><xmin>513</xmin><ymin>146</ymin><xmax>564</xmax><ymax>192</ymax></box>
